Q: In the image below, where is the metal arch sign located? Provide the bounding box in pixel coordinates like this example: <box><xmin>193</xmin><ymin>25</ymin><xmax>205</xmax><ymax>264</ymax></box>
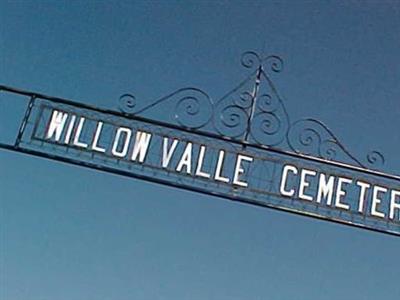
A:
<box><xmin>0</xmin><ymin>52</ymin><xmax>399</xmax><ymax>237</ymax></box>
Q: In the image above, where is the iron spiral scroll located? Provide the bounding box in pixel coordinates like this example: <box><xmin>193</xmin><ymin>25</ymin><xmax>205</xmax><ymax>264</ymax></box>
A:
<box><xmin>118</xmin><ymin>51</ymin><xmax>385</xmax><ymax>171</ymax></box>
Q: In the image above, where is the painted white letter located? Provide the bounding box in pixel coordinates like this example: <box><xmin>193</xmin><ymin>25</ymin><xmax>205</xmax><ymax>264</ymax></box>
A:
<box><xmin>214</xmin><ymin>150</ymin><xmax>229</xmax><ymax>183</ymax></box>
<box><xmin>371</xmin><ymin>186</ymin><xmax>387</xmax><ymax>218</ymax></box>
<box><xmin>233</xmin><ymin>154</ymin><xmax>253</xmax><ymax>187</ymax></box>
<box><xmin>176</xmin><ymin>142</ymin><xmax>192</xmax><ymax>174</ymax></box>
<box><xmin>316</xmin><ymin>173</ymin><xmax>335</xmax><ymax>205</ymax></box>
<box><xmin>64</xmin><ymin>115</ymin><xmax>76</xmax><ymax>144</ymax></box>
<box><xmin>91</xmin><ymin>121</ymin><xmax>106</xmax><ymax>153</ymax></box>
<box><xmin>279</xmin><ymin>165</ymin><xmax>298</xmax><ymax>197</ymax></box>
<box><xmin>72</xmin><ymin>117</ymin><xmax>88</xmax><ymax>148</ymax></box>
<box><xmin>111</xmin><ymin>127</ymin><xmax>132</xmax><ymax>158</ymax></box>
<box><xmin>46</xmin><ymin>110</ymin><xmax>68</xmax><ymax>141</ymax></box>
<box><xmin>299</xmin><ymin>169</ymin><xmax>317</xmax><ymax>201</ymax></box>
<box><xmin>162</xmin><ymin>137</ymin><xmax>179</xmax><ymax>168</ymax></box>
<box><xmin>356</xmin><ymin>181</ymin><xmax>370</xmax><ymax>213</ymax></box>
<box><xmin>195</xmin><ymin>145</ymin><xmax>210</xmax><ymax>178</ymax></box>
<box><xmin>335</xmin><ymin>177</ymin><xmax>352</xmax><ymax>210</ymax></box>
<box><xmin>131</xmin><ymin>131</ymin><xmax>152</xmax><ymax>163</ymax></box>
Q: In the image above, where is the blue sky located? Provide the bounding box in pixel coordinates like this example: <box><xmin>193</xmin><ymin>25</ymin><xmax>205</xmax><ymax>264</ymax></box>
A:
<box><xmin>1</xmin><ymin>1</ymin><xmax>399</xmax><ymax>300</ymax></box>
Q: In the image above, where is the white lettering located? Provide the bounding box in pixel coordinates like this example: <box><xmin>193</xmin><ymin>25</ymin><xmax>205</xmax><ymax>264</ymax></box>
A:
<box><xmin>356</xmin><ymin>181</ymin><xmax>370</xmax><ymax>213</ymax></box>
<box><xmin>131</xmin><ymin>131</ymin><xmax>152</xmax><ymax>163</ymax></box>
<box><xmin>214</xmin><ymin>150</ymin><xmax>229</xmax><ymax>183</ymax></box>
<box><xmin>111</xmin><ymin>127</ymin><xmax>132</xmax><ymax>158</ymax></box>
<box><xmin>72</xmin><ymin>117</ymin><xmax>88</xmax><ymax>148</ymax></box>
<box><xmin>335</xmin><ymin>177</ymin><xmax>352</xmax><ymax>210</ymax></box>
<box><xmin>91</xmin><ymin>121</ymin><xmax>106</xmax><ymax>153</ymax></box>
<box><xmin>279</xmin><ymin>165</ymin><xmax>298</xmax><ymax>197</ymax></box>
<box><xmin>371</xmin><ymin>186</ymin><xmax>387</xmax><ymax>218</ymax></box>
<box><xmin>46</xmin><ymin>110</ymin><xmax>68</xmax><ymax>141</ymax></box>
<box><xmin>195</xmin><ymin>145</ymin><xmax>210</xmax><ymax>178</ymax></box>
<box><xmin>64</xmin><ymin>115</ymin><xmax>76</xmax><ymax>144</ymax></box>
<box><xmin>162</xmin><ymin>138</ymin><xmax>178</xmax><ymax>168</ymax></box>
<box><xmin>299</xmin><ymin>169</ymin><xmax>316</xmax><ymax>201</ymax></box>
<box><xmin>176</xmin><ymin>142</ymin><xmax>192</xmax><ymax>174</ymax></box>
<box><xmin>233</xmin><ymin>154</ymin><xmax>253</xmax><ymax>187</ymax></box>
<box><xmin>316</xmin><ymin>174</ymin><xmax>335</xmax><ymax>205</ymax></box>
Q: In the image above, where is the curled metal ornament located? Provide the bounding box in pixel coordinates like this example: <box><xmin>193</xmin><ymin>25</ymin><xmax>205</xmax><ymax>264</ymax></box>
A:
<box><xmin>248</xmin><ymin>68</ymin><xmax>290</xmax><ymax>146</ymax></box>
<box><xmin>173</xmin><ymin>89</ymin><xmax>213</xmax><ymax>129</ymax></box>
<box><xmin>366</xmin><ymin>150</ymin><xmax>385</xmax><ymax>168</ymax></box>
<box><xmin>234</xmin><ymin>91</ymin><xmax>254</xmax><ymax>109</ymax></box>
<box><xmin>257</xmin><ymin>93</ymin><xmax>279</xmax><ymax>113</ymax></box>
<box><xmin>250</xmin><ymin>112</ymin><xmax>287</xmax><ymax>146</ymax></box>
<box><xmin>262</xmin><ymin>55</ymin><xmax>284</xmax><ymax>73</ymax></box>
<box><xmin>119</xmin><ymin>88</ymin><xmax>212</xmax><ymax>129</ymax></box>
<box><xmin>241</xmin><ymin>51</ymin><xmax>262</xmax><ymax>70</ymax></box>
<box><xmin>214</xmin><ymin>105</ymin><xmax>249</xmax><ymax>138</ymax></box>
<box><xmin>213</xmin><ymin>71</ymin><xmax>257</xmax><ymax>138</ymax></box>
<box><xmin>287</xmin><ymin>119</ymin><xmax>366</xmax><ymax>166</ymax></box>
<box><xmin>288</xmin><ymin>123</ymin><xmax>322</xmax><ymax>156</ymax></box>
<box><xmin>240</xmin><ymin>52</ymin><xmax>284</xmax><ymax>74</ymax></box>
<box><xmin>319</xmin><ymin>140</ymin><xmax>342</xmax><ymax>161</ymax></box>
<box><xmin>116</xmin><ymin>51</ymin><xmax>386</xmax><ymax>172</ymax></box>
<box><xmin>119</xmin><ymin>94</ymin><xmax>137</xmax><ymax>114</ymax></box>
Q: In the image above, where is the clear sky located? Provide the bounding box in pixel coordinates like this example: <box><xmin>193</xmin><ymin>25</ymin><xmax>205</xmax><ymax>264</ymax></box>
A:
<box><xmin>1</xmin><ymin>1</ymin><xmax>399</xmax><ymax>300</ymax></box>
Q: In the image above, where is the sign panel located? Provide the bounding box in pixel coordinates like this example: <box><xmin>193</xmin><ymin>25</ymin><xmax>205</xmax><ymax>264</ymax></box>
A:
<box><xmin>0</xmin><ymin>53</ymin><xmax>399</xmax><ymax>236</ymax></box>
<box><xmin>0</xmin><ymin>92</ymin><xmax>397</xmax><ymax>236</ymax></box>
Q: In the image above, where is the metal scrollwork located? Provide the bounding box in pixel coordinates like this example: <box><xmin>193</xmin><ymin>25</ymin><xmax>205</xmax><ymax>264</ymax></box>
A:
<box><xmin>234</xmin><ymin>91</ymin><xmax>254</xmax><ymax>109</ymax></box>
<box><xmin>250</xmin><ymin>112</ymin><xmax>286</xmax><ymax>146</ymax></box>
<box><xmin>173</xmin><ymin>88</ymin><xmax>213</xmax><ymax>129</ymax></box>
<box><xmin>248</xmin><ymin>71</ymin><xmax>289</xmax><ymax>146</ymax></box>
<box><xmin>118</xmin><ymin>51</ymin><xmax>386</xmax><ymax>170</ymax></box>
<box><xmin>263</xmin><ymin>55</ymin><xmax>284</xmax><ymax>74</ymax></box>
<box><xmin>320</xmin><ymin>140</ymin><xmax>341</xmax><ymax>161</ymax></box>
<box><xmin>213</xmin><ymin>72</ymin><xmax>256</xmax><ymax>138</ymax></box>
<box><xmin>240</xmin><ymin>51</ymin><xmax>284</xmax><ymax>74</ymax></box>
<box><xmin>287</xmin><ymin>119</ymin><xmax>368</xmax><ymax>167</ymax></box>
<box><xmin>287</xmin><ymin>120</ymin><xmax>323</xmax><ymax>155</ymax></box>
<box><xmin>366</xmin><ymin>150</ymin><xmax>385</xmax><ymax>168</ymax></box>
<box><xmin>215</xmin><ymin>105</ymin><xmax>249</xmax><ymax>137</ymax></box>
<box><xmin>257</xmin><ymin>93</ymin><xmax>279</xmax><ymax>112</ymax></box>
<box><xmin>241</xmin><ymin>51</ymin><xmax>262</xmax><ymax>70</ymax></box>
<box><xmin>119</xmin><ymin>94</ymin><xmax>137</xmax><ymax>114</ymax></box>
<box><xmin>119</xmin><ymin>88</ymin><xmax>213</xmax><ymax>129</ymax></box>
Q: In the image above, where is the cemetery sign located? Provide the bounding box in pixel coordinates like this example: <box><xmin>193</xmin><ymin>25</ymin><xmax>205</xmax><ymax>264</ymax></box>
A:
<box><xmin>0</xmin><ymin>52</ymin><xmax>398</xmax><ymax>236</ymax></box>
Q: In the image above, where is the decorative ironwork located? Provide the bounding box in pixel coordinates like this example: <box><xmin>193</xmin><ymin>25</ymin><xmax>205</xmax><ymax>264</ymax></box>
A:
<box><xmin>119</xmin><ymin>87</ymin><xmax>213</xmax><ymax>129</ymax></box>
<box><xmin>117</xmin><ymin>51</ymin><xmax>385</xmax><ymax>171</ymax></box>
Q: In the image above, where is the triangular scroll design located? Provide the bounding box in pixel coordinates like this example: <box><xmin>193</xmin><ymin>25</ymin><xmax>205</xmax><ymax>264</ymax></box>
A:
<box><xmin>118</xmin><ymin>51</ymin><xmax>385</xmax><ymax>171</ymax></box>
